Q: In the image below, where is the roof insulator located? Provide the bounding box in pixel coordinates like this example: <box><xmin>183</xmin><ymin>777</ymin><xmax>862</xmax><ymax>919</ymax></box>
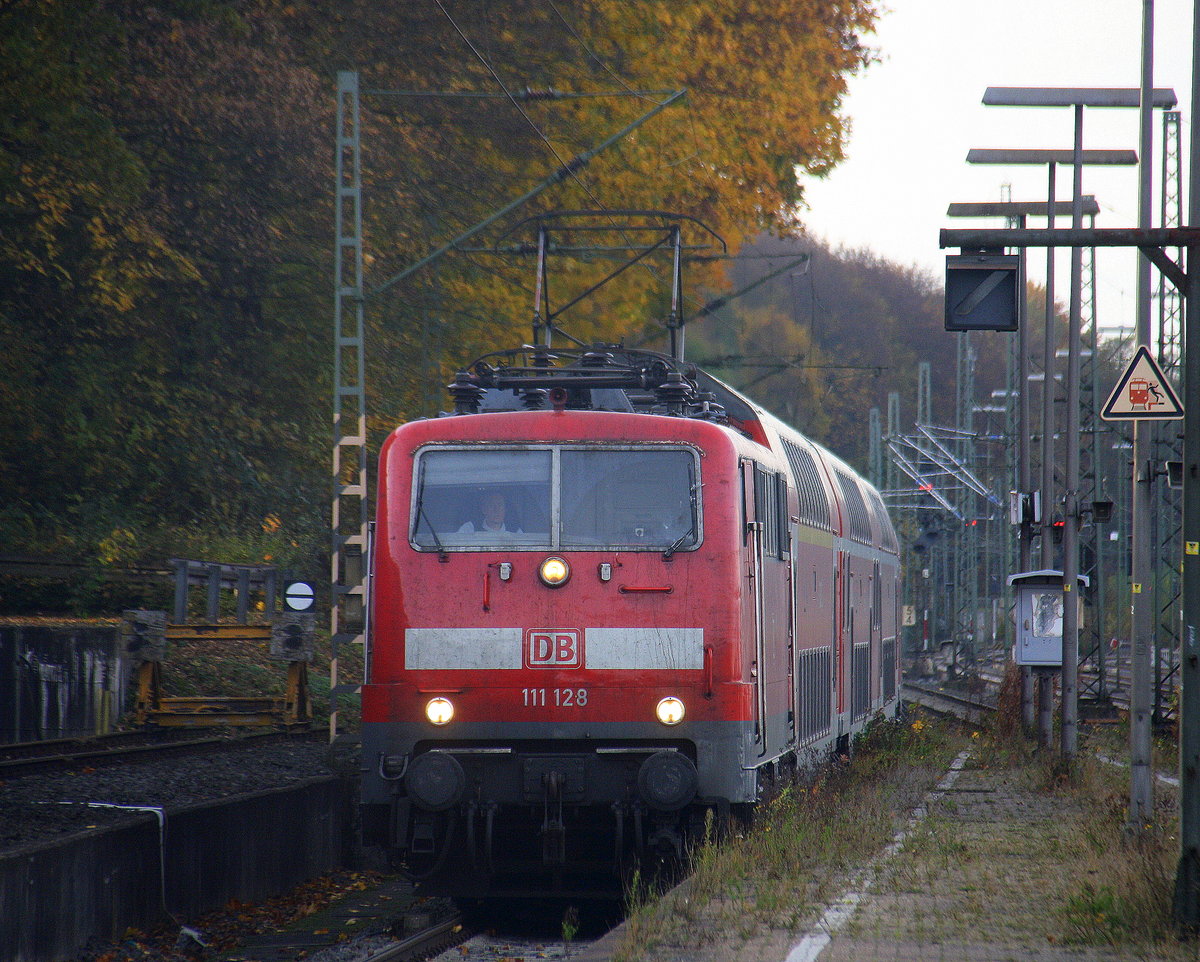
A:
<box><xmin>691</xmin><ymin>392</ymin><xmax>726</xmax><ymax>422</ymax></box>
<box><xmin>522</xmin><ymin>388</ymin><xmax>548</xmax><ymax>410</ymax></box>
<box><xmin>581</xmin><ymin>350</ymin><xmax>614</xmax><ymax>368</ymax></box>
<box><xmin>655</xmin><ymin>372</ymin><xmax>693</xmax><ymax>416</ymax></box>
<box><xmin>448</xmin><ymin>372</ymin><xmax>486</xmax><ymax>415</ymax></box>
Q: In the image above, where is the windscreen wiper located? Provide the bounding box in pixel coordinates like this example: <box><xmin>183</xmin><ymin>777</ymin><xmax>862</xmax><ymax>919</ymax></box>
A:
<box><xmin>413</xmin><ymin>492</ymin><xmax>448</xmax><ymax>562</ymax></box>
<box><xmin>663</xmin><ymin>478</ymin><xmax>701</xmax><ymax>561</ymax></box>
<box><xmin>662</xmin><ymin>524</ymin><xmax>694</xmax><ymax>561</ymax></box>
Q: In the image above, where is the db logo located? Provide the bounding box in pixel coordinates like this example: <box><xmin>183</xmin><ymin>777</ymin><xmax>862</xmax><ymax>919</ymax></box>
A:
<box><xmin>524</xmin><ymin>629</ymin><xmax>583</xmax><ymax>668</ymax></box>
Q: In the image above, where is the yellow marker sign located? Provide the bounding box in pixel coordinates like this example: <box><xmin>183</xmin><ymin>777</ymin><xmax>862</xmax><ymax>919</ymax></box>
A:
<box><xmin>1188</xmin><ymin>542</ymin><xmax>1200</xmax><ymax>556</ymax></box>
<box><xmin>1133</xmin><ymin>583</ymin><xmax>1143</xmax><ymax>593</ymax></box>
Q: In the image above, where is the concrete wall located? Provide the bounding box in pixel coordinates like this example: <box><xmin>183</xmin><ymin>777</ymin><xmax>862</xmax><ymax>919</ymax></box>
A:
<box><xmin>0</xmin><ymin>625</ymin><xmax>129</xmax><ymax>744</ymax></box>
<box><xmin>0</xmin><ymin>775</ymin><xmax>355</xmax><ymax>962</ymax></box>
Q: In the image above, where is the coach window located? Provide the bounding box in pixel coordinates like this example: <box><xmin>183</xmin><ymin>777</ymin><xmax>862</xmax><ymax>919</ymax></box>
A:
<box><xmin>781</xmin><ymin>439</ymin><xmax>830</xmax><ymax>531</ymax></box>
<box><xmin>872</xmin><ymin>561</ymin><xmax>882</xmax><ymax>630</ymax></box>
<box><xmin>775</xmin><ymin>472</ymin><xmax>790</xmax><ymax>559</ymax></box>
<box><xmin>752</xmin><ymin>465</ymin><xmax>788</xmax><ymax>560</ymax></box>
<box><xmin>835</xmin><ymin>472</ymin><xmax>872</xmax><ymax>544</ymax></box>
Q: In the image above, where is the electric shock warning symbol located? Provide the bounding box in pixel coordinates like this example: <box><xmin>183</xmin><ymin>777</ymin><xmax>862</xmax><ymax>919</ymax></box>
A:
<box><xmin>1101</xmin><ymin>345</ymin><xmax>1183</xmax><ymax>421</ymax></box>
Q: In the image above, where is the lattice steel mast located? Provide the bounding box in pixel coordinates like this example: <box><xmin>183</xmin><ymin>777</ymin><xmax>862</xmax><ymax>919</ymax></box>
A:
<box><xmin>331</xmin><ymin>71</ymin><xmax>368</xmax><ymax>743</ymax></box>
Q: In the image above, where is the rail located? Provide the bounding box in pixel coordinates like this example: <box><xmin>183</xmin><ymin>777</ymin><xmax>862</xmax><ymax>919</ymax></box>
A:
<box><xmin>903</xmin><ymin>681</ymin><xmax>995</xmax><ymax>724</ymax></box>
<box><xmin>0</xmin><ymin>729</ymin><xmax>317</xmax><ymax>779</ymax></box>
<box><xmin>362</xmin><ymin>912</ymin><xmax>470</xmax><ymax>962</ymax></box>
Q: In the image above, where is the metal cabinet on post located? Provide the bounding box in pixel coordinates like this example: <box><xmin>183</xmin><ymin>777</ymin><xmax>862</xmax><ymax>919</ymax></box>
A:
<box><xmin>1007</xmin><ymin>569</ymin><xmax>1089</xmax><ymax>666</ymax></box>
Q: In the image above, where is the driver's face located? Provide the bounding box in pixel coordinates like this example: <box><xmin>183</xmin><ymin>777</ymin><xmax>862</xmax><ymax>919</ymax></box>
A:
<box><xmin>483</xmin><ymin>492</ymin><xmax>506</xmax><ymax>524</ymax></box>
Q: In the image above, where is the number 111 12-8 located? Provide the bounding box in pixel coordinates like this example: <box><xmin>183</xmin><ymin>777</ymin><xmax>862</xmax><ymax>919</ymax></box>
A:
<box><xmin>522</xmin><ymin>688</ymin><xmax>589</xmax><ymax>707</ymax></box>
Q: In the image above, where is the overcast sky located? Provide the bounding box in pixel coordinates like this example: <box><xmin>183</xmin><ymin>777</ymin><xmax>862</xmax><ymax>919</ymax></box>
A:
<box><xmin>799</xmin><ymin>0</ymin><xmax>1195</xmax><ymax>333</ymax></box>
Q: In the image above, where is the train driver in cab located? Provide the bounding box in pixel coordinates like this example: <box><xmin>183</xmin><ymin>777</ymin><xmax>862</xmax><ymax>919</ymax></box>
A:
<box><xmin>458</xmin><ymin>490</ymin><xmax>522</xmax><ymax>534</ymax></box>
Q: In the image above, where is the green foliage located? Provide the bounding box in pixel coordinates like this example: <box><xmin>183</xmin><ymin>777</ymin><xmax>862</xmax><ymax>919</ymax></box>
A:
<box><xmin>1059</xmin><ymin>828</ymin><xmax>1175</xmax><ymax>946</ymax></box>
<box><xmin>1063</xmin><ymin>884</ymin><xmax>1134</xmax><ymax>944</ymax></box>
<box><xmin>2</xmin><ymin>0</ymin><xmax>328</xmax><ymax>577</ymax></box>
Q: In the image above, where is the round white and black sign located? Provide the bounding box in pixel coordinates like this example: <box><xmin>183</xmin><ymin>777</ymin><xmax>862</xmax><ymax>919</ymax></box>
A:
<box><xmin>283</xmin><ymin>580</ymin><xmax>316</xmax><ymax>612</ymax></box>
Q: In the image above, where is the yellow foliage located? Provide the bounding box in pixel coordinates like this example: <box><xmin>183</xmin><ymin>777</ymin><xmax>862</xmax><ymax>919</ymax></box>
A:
<box><xmin>97</xmin><ymin>528</ymin><xmax>137</xmax><ymax>566</ymax></box>
<box><xmin>348</xmin><ymin>0</ymin><xmax>877</xmax><ymax>393</ymax></box>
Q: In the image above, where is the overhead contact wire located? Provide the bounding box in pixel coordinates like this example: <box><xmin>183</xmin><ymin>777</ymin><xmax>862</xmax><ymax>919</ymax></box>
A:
<box><xmin>432</xmin><ymin>0</ymin><xmax>608</xmax><ymax>211</ymax></box>
<box><xmin>434</xmin><ymin>1</ymin><xmax>712</xmax><ymax>333</ymax></box>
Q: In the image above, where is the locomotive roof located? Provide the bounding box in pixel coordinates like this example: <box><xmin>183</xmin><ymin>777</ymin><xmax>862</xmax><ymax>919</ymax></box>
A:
<box><xmin>445</xmin><ymin>343</ymin><xmax>878</xmax><ymax>492</ymax></box>
<box><xmin>449</xmin><ymin>344</ymin><xmax>757</xmax><ymax>431</ymax></box>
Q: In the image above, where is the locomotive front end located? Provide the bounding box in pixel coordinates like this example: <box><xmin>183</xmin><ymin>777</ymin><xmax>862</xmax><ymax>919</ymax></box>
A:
<box><xmin>361</xmin><ymin>415</ymin><xmax>745</xmax><ymax>897</ymax></box>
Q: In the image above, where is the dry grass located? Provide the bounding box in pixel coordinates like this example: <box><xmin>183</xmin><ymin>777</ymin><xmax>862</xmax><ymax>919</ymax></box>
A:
<box><xmin>611</xmin><ymin>713</ymin><xmax>969</xmax><ymax>961</ymax></box>
<box><xmin>1055</xmin><ymin>755</ymin><xmax>1178</xmax><ymax>946</ymax></box>
<box><xmin>827</xmin><ymin>727</ymin><xmax>1185</xmax><ymax>957</ymax></box>
<box><xmin>611</xmin><ymin>707</ymin><xmax>1193</xmax><ymax>962</ymax></box>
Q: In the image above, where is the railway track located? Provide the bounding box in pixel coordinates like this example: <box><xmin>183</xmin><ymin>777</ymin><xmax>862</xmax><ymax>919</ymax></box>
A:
<box><xmin>964</xmin><ymin>649</ymin><xmax>1178</xmax><ymax>722</ymax></box>
<box><xmin>209</xmin><ymin>882</ymin><xmax>471</xmax><ymax>962</ymax></box>
<box><xmin>361</xmin><ymin>911</ymin><xmax>473</xmax><ymax>962</ymax></box>
<box><xmin>905</xmin><ymin>670</ymin><xmax>1146</xmax><ymax>729</ymax></box>
<box><xmin>226</xmin><ymin>894</ymin><xmax>613</xmax><ymax>962</ymax></box>
<box><xmin>963</xmin><ymin>660</ymin><xmax>1156</xmax><ymax>720</ymax></box>
<box><xmin>248</xmin><ymin>898</ymin><xmax>614</xmax><ymax>962</ymax></box>
<box><xmin>0</xmin><ymin>727</ymin><xmax>319</xmax><ymax>778</ymax></box>
<box><xmin>903</xmin><ymin>681</ymin><xmax>994</xmax><ymax>724</ymax></box>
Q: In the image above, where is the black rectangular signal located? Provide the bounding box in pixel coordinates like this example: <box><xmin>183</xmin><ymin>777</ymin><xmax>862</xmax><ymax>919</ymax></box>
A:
<box><xmin>944</xmin><ymin>253</ymin><xmax>1019</xmax><ymax>332</ymax></box>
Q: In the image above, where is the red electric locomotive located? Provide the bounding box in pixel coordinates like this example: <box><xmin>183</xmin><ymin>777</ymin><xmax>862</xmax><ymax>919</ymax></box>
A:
<box><xmin>360</xmin><ymin>345</ymin><xmax>901</xmax><ymax>898</ymax></box>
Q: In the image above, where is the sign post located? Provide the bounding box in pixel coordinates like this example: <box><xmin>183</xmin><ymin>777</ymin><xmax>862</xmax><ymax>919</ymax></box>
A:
<box><xmin>283</xmin><ymin>580</ymin><xmax>316</xmax><ymax>613</ymax></box>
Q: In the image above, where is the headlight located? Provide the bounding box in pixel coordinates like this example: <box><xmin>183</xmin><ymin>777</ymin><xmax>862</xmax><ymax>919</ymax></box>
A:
<box><xmin>539</xmin><ymin>556</ymin><xmax>571</xmax><ymax>587</ymax></box>
<box><xmin>425</xmin><ymin>696</ymin><xmax>454</xmax><ymax>725</ymax></box>
<box><xmin>655</xmin><ymin>696</ymin><xmax>685</xmax><ymax>726</ymax></box>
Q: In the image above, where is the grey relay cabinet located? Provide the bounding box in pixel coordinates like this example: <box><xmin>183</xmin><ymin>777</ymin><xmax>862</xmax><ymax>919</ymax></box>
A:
<box><xmin>1007</xmin><ymin>569</ymin><xmax>1089</xmax><ymax>667</ymax></box>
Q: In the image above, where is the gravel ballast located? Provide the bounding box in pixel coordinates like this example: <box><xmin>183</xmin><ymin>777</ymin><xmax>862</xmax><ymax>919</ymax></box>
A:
<box><xmin>0</xmin><ymin>737</ymin><xmax>337</xmax><ymax>852</ymax></box>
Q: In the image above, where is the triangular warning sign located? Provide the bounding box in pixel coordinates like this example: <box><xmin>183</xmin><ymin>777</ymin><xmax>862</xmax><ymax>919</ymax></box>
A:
<box><xmin>1101</xmin><ymin>345</ymin><xmax>1184</xmax><ymax>420</ymax></box>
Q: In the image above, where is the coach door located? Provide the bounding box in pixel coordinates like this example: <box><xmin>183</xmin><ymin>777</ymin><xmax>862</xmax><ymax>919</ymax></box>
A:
<box><xmin>788</xmin><ymin>519</ymin><xmax>799</xmax><ymax>745</ymax></box>
<box><xmin>835</xmin><ymin>550</ymin><xmax>848</xmax><ymax>719</ymax></box>
<box><xmin>742</xmin><ymin>459</ymin><xmax>768</xmax><ymax>756</ymax></box>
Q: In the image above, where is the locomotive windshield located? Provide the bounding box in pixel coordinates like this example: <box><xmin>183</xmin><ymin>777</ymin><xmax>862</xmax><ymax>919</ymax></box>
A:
<box><xmin>411</xmin><ymin>445</ymin><xmax>700</xmax><ymax>552</ymax></box>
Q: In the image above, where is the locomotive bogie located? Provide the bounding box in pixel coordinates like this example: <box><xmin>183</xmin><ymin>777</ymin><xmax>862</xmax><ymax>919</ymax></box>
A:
<box><xmin>362</xmin><ymin>720</ymin><xmax>758</xmax><ymax>808</ymax></box>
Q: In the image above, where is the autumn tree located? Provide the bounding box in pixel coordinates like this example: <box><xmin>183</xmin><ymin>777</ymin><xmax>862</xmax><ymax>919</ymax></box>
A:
<box><xmin>297</xmin><ymin>0</ymin><xmax>878</xmax><ymax>418</ymax></box>
<box><xmin>0</xmin><ymin>0</ymin><xmax>333</xmax><ymax>576</ymax></box>
<box><xmin>0</xmin><ymin>0</ymin><xmax>880</xmax><ymax>582</ymax></box>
